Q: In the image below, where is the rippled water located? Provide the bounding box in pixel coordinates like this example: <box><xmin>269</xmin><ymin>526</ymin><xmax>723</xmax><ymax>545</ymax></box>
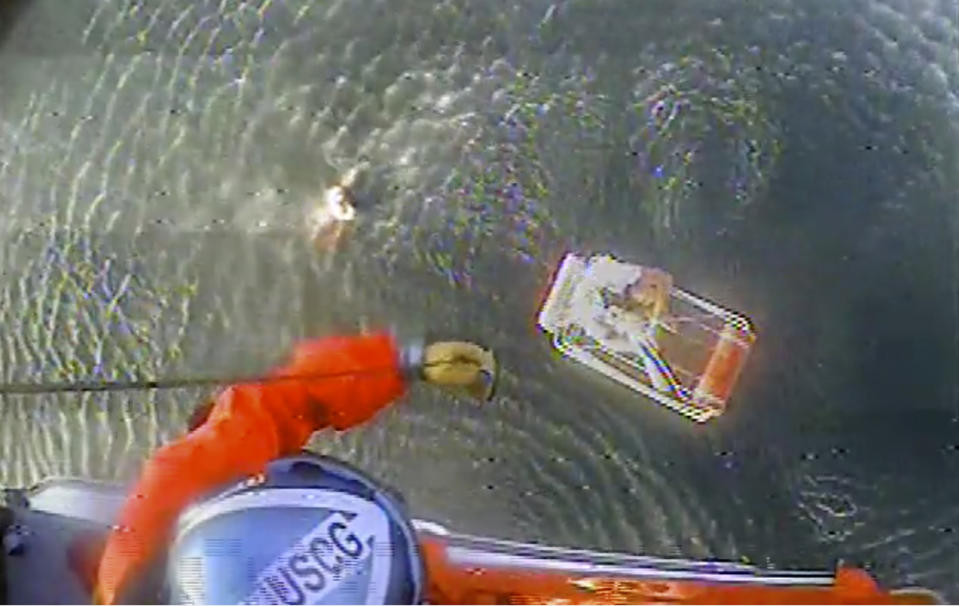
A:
<box><xmin>0</xmin><ymin>0</ymin><xmax>957</xmax><ymax>599</ymax></box>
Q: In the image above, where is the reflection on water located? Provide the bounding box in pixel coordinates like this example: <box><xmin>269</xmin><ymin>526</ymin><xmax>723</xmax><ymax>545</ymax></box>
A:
<box><xmin>0</xmin><ymin>0</ymin><xmax>957</xmax><ymax>599</ymax></box>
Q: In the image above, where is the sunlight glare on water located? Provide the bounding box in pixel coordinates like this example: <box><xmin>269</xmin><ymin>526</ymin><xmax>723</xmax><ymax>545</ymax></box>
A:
<box><xmin>0</xmin><ymin>0</ymin><xmax>957</xmax><ymax>599</ymax></box>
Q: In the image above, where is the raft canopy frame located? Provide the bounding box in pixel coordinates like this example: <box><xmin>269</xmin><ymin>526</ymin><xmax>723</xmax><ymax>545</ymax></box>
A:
<box><xmin>537</xmin><ymin>252</ymin><xmax>756</xmax><ymax>422</ymax></box>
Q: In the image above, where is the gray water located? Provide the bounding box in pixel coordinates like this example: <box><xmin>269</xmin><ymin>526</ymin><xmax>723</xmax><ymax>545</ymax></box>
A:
<box><xmin>1</xmin><ymin>0</ymin><xmax>957</xmax><ymax>600</ymax></box>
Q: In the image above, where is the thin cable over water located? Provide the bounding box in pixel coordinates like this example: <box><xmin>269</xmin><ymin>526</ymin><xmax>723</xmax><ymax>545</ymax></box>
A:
<box><xmin>0</xmin><ymin>360</ymin><xmax>469</xmax><ymax>396</ymax></box>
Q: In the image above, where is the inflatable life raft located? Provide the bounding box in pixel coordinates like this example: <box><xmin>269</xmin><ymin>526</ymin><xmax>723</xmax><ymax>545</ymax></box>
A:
<box><xmin>538</xmin><ymin>253</ymin><xmax>756</xmax><ymax>422</ymax></box>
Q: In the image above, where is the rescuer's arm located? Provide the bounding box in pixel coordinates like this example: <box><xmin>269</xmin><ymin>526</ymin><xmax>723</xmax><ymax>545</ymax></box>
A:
<box><xmin>95</xmin><ymin>333</ymin><xmax>495</xmax><ymax>604</ymax></box>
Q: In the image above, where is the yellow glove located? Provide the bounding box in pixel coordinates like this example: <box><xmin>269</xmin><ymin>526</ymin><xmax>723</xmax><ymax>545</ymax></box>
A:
<box><xmin>421</xmin><ymin>341</ymin><xmax>497</xmax><ymax>402</ymax></box>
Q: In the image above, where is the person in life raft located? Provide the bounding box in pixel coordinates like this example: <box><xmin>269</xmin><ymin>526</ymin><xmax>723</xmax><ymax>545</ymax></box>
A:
<box><xmin>578</xmin><ymin>259</ymin><xmax>675</xmax><ymax>352</ymax></box>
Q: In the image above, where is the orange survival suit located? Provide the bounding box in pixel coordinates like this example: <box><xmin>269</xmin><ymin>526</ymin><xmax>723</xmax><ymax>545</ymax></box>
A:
<box><xmin>92</xmin><ymin>333</ymin><xmax>493</xmax><ymax>604</ymax></box>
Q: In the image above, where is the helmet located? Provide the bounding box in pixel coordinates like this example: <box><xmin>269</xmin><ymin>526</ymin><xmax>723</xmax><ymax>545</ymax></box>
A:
<box><xmin>166</xmin><ymin>453</ymin><xmax>425</xmax><ymax>605</ymax></box>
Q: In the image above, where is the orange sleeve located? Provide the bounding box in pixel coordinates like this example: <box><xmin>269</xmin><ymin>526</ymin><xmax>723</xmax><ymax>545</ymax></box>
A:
<box><xmin>94</xmin><ymin>332</ymin><xmax>409</xmax><ymax>604</ymax></box>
